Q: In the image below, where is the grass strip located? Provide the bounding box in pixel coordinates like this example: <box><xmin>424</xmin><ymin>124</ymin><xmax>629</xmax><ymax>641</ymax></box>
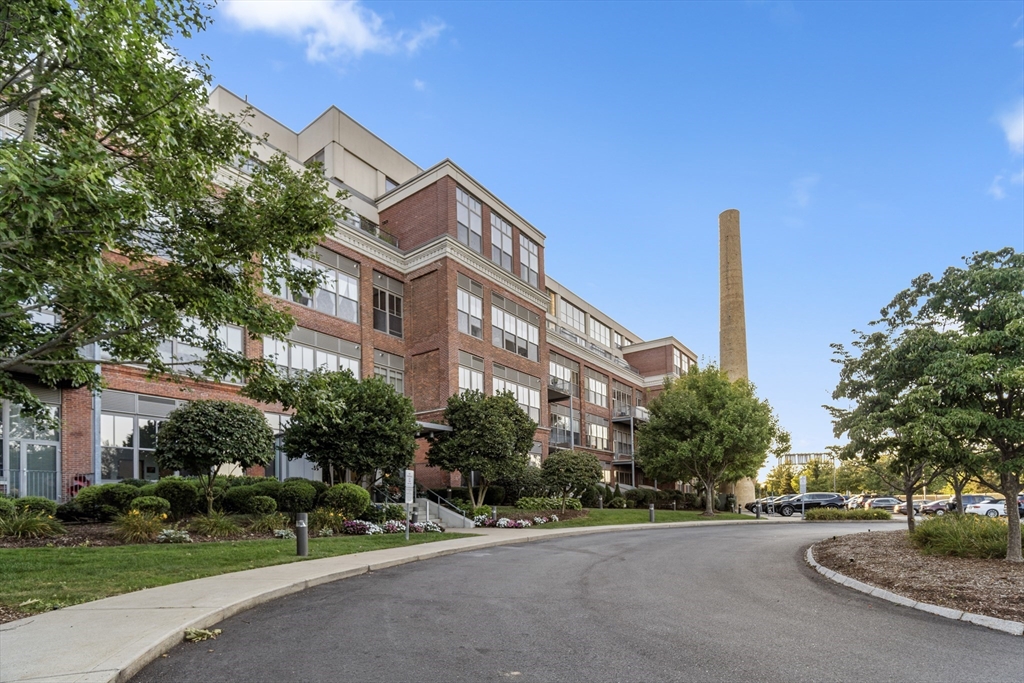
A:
<box><xmin>0</xmin><ymin>533</ymin><xmax>473</xmax><ymax>615</ymax></box>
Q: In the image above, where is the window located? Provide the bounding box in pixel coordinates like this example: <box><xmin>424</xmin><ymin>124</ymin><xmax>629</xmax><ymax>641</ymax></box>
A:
<box><xmin>491</xmin><ymin>293</ymin><xmax>540</xmax><ymax>362</ymax></box>
<box><xmin>559</xmin><ymin>299</ymin><xmax>586</xmax><ymax>334</ymax></box>
<box><xmin>585</xmin><ymin>367</ymin><xmax>608</xmax><ymax>408</ymax></box>
<box><xmin>1</xmin><ymin>394</ymin><xmax>61</xmax><ymax>499</ymax></box>
<box><xmin>614</xmin><ymin>332</ymin><xmax>622</xmax><ymax>348</ymax></box>
<box><xmin>263</xmin><ymin>328</ymin><xmax>361</xmax><ymax>377</ymax></box>
<box><xmin>155</xmin><ymin>321</ymin><xmax>244</xmax><ymax>377</ymax></box>
<box><xmin>613</xmin><ymin>428</ymin><xmax>633</xmax><ymax>457</ymax></box>
<box><xmin>586</xmin><ymin>414</ymin><xmax>609</xmax><ymax>451</ymax></box>
<box><xmin>490</xmin><ymin>214</ymin><xmax>513</xmax><ymax>272</ymax></box>
<box><xmin>519</xmin><ymin>234</ymin><xmax>539</xmax><ymax>287</ymax></box>
<box><xmin>612</xmin><ymin>380</ymin><xmax>633</xmax><ymax>415</ymax></box>
<box><xmin>493</xmin><ymin>364</ymin><xmax>541</xmax><ymax>422</ymax></box>
<box><xmin>100</xmin><ymin>391</ymin><xmax>184</xmax><ymax>482</ymax></box>
<box><xmin>456</xmin><ymin>187</ymin><xmax>482</xmax><ymax>253</ymax></box>
<box><xmin>529</xmin><ymin>441</ymin><xmax>542</xmax><ymax>468</ymax></box>
<box><xmin>385</xmin><ymin>176</ymin><xmax>399</xmax><ymax>192</ymax></box>
<box><xmin>457</xmin><ymin>274</ymin><xmax>483</xmax><ymax>339</ymax></box>
<box><xmin>548</xmin><ymin>290</ymin><xmax>557</xmax><ymax>316</ymax></box>
<box><xmin>549</xmin><ymin>351</ymin><xmax>579</xmax><ymax>397</ymax></box>
<box><xmin>269</xmin><ymin>248</ymin><xmax>359</xmax><ymax>323</ymax></box>
<box><xmin>550</xmin><ymin>403</ymin><xmax>580</xmax><ymax>449</ymax></box>
<box><xmin>673</xmin><ymin>348</ymin><xmax>687</xmax><ymax>375</ymax></box>
<box><xmin>373</xmin><ymin>272</ymin><xmax>404</xmax><ymax>338</ymax></box>
<box><xmin>374</xmin><ymin>350</ymin><xmax>405</xmax><ymax>395</ymax></box>
<box><xmin>458</xmin><ymin>351</ymin><xmax>484</xmax><ymax>394</ymax></box>
<box><xmin>590</xmin><ymin>318</ymin><xmax>610</xmax><ymax>347</ymax></box>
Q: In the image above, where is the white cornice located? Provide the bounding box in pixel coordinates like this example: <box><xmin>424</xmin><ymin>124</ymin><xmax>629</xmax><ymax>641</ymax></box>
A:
<box><xmin>547</xmin><ymin>334</ymin><xmax>643</xmax><ymax>383</ymax></box>
<box><xmin>641</xmin><ymin>373</ymin><xmax>678</xmax><ymax>389</ymax></box>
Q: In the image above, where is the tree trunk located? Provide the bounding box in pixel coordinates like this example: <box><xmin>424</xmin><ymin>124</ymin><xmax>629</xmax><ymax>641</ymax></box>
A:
<box><xmin>703</xmin><ymin>480</ymin><xmax>715</xmax><ymax>516</ymax></box>
<box><xmin>903</xmin><ymin>488</ymin><xmax>915</xmax><ymax>533</ymax></box>
<box><xmin>1001</xmin><ymin>472</ymin><xmax>1022</xmax><ymax>563</ymax></box>
<box><xmin>952</xmin><ymin>479</ymin><xmax>965</xmax><ymax>516</ymax></box>
<box><xmin>467</xmin><ymin>480</ymin><xmax>478</xmax><ymax>508</ymax></box>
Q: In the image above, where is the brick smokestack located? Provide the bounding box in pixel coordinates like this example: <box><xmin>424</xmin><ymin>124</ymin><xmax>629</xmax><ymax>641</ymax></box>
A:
<box><xmin>719</xmin><ymin>209</ymin><xmax>748</xmax><ymax>381</ymax></box>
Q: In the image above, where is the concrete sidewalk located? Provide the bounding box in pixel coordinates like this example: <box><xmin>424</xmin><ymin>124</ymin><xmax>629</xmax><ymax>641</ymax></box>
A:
<box><xmin>0</xmin><ymin>516</ymin><xmax>856</xmax><ymax>683</ymax></box>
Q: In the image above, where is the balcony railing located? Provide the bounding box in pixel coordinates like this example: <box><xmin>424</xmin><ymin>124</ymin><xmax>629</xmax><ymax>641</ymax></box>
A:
<box><xmin>545</xmin><ymin>321</ymin><xmax>641</xmax><ymax>375</ymax></box>
<box><xmin>613</xmin><ymin>443</ymin><xmax>634</xmax><ymax>460</ymax></box>
<box><xmin>612</xmin><ymin>405</ymin><xmax>650</xmax><ymax>422</ymax></box>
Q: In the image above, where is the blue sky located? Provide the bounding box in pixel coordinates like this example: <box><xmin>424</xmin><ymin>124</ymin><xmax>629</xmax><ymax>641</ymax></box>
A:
<box><xmin>178</xmin><ymin>1</ymin><xmax>1024</xmax><ymax>473</ymax></box>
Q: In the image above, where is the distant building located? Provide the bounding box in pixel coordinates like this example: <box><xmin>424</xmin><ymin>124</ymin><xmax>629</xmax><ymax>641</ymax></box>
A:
<box><xmin>778</xmin><ymin>452</ymin><xmax>830</xmax><ymax>468</ymax></box>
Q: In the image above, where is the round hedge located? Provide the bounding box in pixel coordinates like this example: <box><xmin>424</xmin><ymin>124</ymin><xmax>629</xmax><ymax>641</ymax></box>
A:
<box><xmin>153</xmin><ymin>478</ymin><xmax>200</xmax><ymax>520</ymax></box>
<box><xmin>131</xmin><ymin>496</ymin><xmax>171</xmax><ymax>515</ymax></box>
<box><xmin>14</xmin><ymin>496</ymin><xmax>58</xmax><ymax>516</ymax></box>
<box><xmin>249</xmin><ymin>495</ymin><xmax>278</xmax><ymax>515</ymax></box>
<box><xmin>0</xmin><ymin>497</ymin><xmax>16</xmax><ymax>518</ymax></box>
<box><xmin>278</xmin><ymin>480</ymin><xmax>317</xmax><ymax>513</ymax></box>
<box><xmin>74</xmin><ymin>484</ymin><xmax>141</xmax><ymax>521</ymax></box>
<box><xmin>322</xmin><ymin>483</ymin><xmax>370</xmax><ymax>519</ymax></box>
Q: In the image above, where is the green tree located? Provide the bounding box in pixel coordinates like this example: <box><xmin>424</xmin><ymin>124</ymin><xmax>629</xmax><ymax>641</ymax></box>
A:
<box><xmin>154</xmin><ymin>400</ymin><xmax>273</xmax><ymax>514</ymax></box>
<box><xmin>541</xmin><ymin>450</ymin><xmax>602</xmax><ymax>513</ymax></box>
<box><xmin>0</xmin><ymin>0</ymin><xmax>342</xmax><ymax>422</ymax></box>
<box><xmin>281</xmin><ymin>371</ymin><xmax>418</xmax><ymax>486</ymax></box>
<box><xmin>635</xmin><ymin>365</ymin><xmax>789</xmax><ymax>516</ymax></box>
<box><xmin>427</xmin><ymin>390</ymin><xmax>537</xmax><ymax>508</ymax></box>
<box><xmin>833</xmin><ymin>249</ymin><xmax>1023</xmax><ymax>558</ymax></box>
<box><xmin>763</xmin><ymin>461</ymin><xmax>797</xmax><ymax>495</ymax></box>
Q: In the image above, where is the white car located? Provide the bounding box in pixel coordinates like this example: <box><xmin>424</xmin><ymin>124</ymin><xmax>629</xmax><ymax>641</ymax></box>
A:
<box><xmin>965</xmin><ymin>500</ymin><xmax>1006</xmax><ymax>518</ymax></box>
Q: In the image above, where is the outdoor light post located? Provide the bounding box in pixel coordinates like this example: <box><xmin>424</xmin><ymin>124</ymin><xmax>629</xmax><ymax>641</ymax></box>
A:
<box><xmin>295</xmin><ymin>512</ymin><xmax>308</xmax><ymax>557</ymax></box>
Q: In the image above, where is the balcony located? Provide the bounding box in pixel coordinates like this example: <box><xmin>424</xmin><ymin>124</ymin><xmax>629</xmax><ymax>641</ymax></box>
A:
<box><xmin>611</xmin><ymin>405</ymin><xmax>650</xmax><ymax>423</ymax></box>
<box><xmin>547</xmin><ymin>376</ymin><xmax>573</xmax><ymax>402</ymax></box>
<box><xmin>545</xmin><ymin>321</ymin><xmax>640</xmax><ymax>375</ymax></box>
<box><xmin>613</xmin><ymin>443</ymin><xmax>634</xmax><ymax>462</ymax></box>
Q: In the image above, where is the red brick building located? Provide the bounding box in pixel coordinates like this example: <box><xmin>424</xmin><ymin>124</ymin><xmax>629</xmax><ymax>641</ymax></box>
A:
<box><xmin>0</xmin><ymin>87</ymin><xmax>698</xmax><ymax>501</ymax></box>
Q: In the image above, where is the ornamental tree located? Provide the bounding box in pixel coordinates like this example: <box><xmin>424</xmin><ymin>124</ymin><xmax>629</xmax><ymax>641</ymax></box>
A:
<box><xmin>636</xmin><ymin>365</ymin><xmax>789</xmax><ymax>516</ymax></box>
<box><xmin>855</xmin><ymin>249</ymin><xmax>1024</xmax><ymax>560</ymax></box>
<box><xmin>281</xmin><ymin>370</ymin><xmax>418</xmax><ymax>486</ymax></box>
<box><xmin>427</xmin><ymin>390</ymin><xmax>537</xmax><ymax>508</ymax></box>
<box><xmin>154</xmin><ymin>400</ymin><xmax>274</xmax><ymax>514</ymax></box>
<box><xmin>541</xmin><ymin>450</ymin><xmax>602</xmax><ymax>513</ymax></box>
<box><xmin>0</xmin><ymin>0</ymin><xmax>342</xmax><ymax>422</ymax></box>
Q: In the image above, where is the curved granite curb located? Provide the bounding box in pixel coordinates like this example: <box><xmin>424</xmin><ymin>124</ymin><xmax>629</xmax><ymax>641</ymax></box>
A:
<box><xmin>806</xmin><ymin>545</ymin><xmax>1024</xmax><ymax>637</ymax></box>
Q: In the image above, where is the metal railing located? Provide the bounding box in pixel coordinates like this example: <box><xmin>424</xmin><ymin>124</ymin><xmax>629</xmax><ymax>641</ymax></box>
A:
<box><xmin>416</xmin><ymin>485</ymin><xmax>474</xmax><ymax>524</ymax></box>
<box><xmin>613</xmin><ymin>405</ymin><xmax>650</xmax><ymax>421</ymax></box>
<box><xmin>545</xmin><ymin>321</ymin><xmax>641</xmax><ymax>375</ymax></box>
<box><xmin>1</xmin><ymin>471</ymin><xmax>94</xmax><ymax>502</ymax></box>
<box><xmin>548</xmin><ymin>376</ymin><xmax>574</xmax><ymax>395</ymax></box>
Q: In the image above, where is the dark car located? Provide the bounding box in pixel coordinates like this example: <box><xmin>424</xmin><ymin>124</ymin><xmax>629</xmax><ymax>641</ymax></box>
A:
<box><xmin>921</xmin><ymin>499</ymin><xmax>951</xmax><ymax>516</ymax></box>
<box><xmin>775</xmin><ymin>493</ymin><xmax>845</xmax><ymax>517</ymax></box>
<box><xmin>866</xmin><ymin>497</ymin><xmax>902</xmax><ymax>511</ymax></box>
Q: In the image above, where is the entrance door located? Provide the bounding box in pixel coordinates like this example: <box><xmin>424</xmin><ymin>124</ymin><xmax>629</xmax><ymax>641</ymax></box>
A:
<box><xmin>12</xmin><ymin>441</ymin><xmax>59</xmax><ymax>500</ymax></box>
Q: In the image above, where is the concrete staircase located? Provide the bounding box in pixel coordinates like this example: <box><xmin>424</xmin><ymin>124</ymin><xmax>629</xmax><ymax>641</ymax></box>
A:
<box><xmin>414</xmin><ymin>497</ymin><xmax>475</xmax><ymax>528</ymax></box>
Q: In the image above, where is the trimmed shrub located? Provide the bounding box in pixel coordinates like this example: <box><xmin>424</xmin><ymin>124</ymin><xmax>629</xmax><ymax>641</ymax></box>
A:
<box><xmin>516</xmin><ymin>496</ymin><xmax>582</xmax><ymax>511</ymax></box>
<box><xmin>138</xmin><ymin>483</ymin><xmax>159</xmax><ymax>498</ymax></box>
<box><xmin>223</xmin><ymin>485</ymin><xmax>258</xmax><ymax>514</ymax></box>
<box><xmin>911</xmin><ymin>514</ymin><xmax>1021</xmax><ymax>559</ymax></box>
<box><xmin>74</xmin><ymin>483</ymin><xmax>141</xmax><ymax>521</ymax></box>
<box><xmin>113</xmin><ymin>510</ymin><xmax>166</xmax><ymax>543</ymax></box>
<box><xmin>14</xmin><ymin>496</ymin><xmax>58</xmax><ymax>516</ymax></box>
<box><xmin>607</xmin><ymin>497</ymin><xmax>627</xmax><ymax>509</ymax></box>
<box><xmin>278</xmin><ymin>480</ymin><xmax>317</xmax><ymax>513</ymax></box>
<box><xmin>483</xmin><ymin>486</ymin><xmax>505</xmax><ymax>506</ymax></box>
<box><xmin>154</xmin><ymin>478</ymin><xmax>200</xmax><ymax>520</ymax></box>
<box><xmin>286</xmin><ymin>476</ymin><xmax>328</xmax><ymax>498</ymax></box>
<box><xmin>804</xmin><ymin>507</ymin><xmax>891</xmax><ymax>521</ymax></box>
<box><xmin>0</xmin><ymin>511</ymin><xmax>66</xmax><ymax>538</ymax></box>
<box><xmin>0</xmin><ymin>497</ymin><xmax>17</xmax><ymax>518</ymax></box>
<box><xmin>190</xmin><ymin>511</ymin><xmax>240</xmax><ymax>538</ymax></box>
<box><xmin>310</xmin><ymin>507</ymin><xmax>347</xmax><ymax>534</ymax></box>
<box><xmin>131</xmin><ymin>496</ymin><xmax>172</xmax><ymax>515</ymax></box>
<box><xmin>360</xmin><ymin>502</ymin><xmax>405</xmax><ymax>524</ymax></box>
<box><xmin>119</xmin><ymin>478</ymin><xmax>149</xmax><ymax>488</ymax></box>
<box><xmin>55</xmin><ymin>500</ymin><xmax>87</xmax><ymax>522</ymax></box>
<box><xmin>625</xmin><ymin>488</ymin><xmax>656</xmax><ymax>507</ymax></box>
<box><xmin>250</xmin><ymin>478</ymin><xmax>283</xmax><ymax>503</ymax></box>
<box><xmin>322</xmin><ymin>483</ymin><xmax>371</xmax><ymax>519</ymax></box>
<box><xmin>250</xmin><ymin>495</ymin><xmax>277</xmax><ymax>516</ymax></box>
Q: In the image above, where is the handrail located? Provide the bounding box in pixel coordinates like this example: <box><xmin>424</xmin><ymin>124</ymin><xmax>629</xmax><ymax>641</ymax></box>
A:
<box><xmin>415</xmin><ymin>485</ymin><xmax>474</xmax><ymax>523</ymax></box>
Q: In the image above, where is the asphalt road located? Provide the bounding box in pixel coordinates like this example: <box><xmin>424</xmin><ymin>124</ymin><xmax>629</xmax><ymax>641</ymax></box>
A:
<box><xmin>133</xmin><ymin>524</ymin><xmax>1024</xmax><ymax>683</ymax></box>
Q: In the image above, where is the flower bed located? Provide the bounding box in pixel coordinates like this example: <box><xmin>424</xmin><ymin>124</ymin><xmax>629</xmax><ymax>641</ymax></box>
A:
<box><xmin>474</xmin><ymin>514</ymin><xmax>559</xmax><ymax>528</ymax></box>
<box><xmin>343</xmin><ymin>519</ymin><xmax>446</xmax><ymax>535</ymax></box>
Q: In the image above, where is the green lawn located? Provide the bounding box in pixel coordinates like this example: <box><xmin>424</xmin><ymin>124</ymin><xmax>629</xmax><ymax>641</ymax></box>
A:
<box><xmin>0</xmin><ymin>533</ymin><xmax>472</xmax><ymax>615</ymax></box>
<box><xmin>507</xmin><ymin>508</ymin><xmax>749</xmax><ymax>528</ymax></box>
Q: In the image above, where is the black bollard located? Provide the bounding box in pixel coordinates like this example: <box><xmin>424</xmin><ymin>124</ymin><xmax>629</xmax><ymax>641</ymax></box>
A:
<box><xmin>649</xmin><ymin>503</ymin><xmax>655</xmax><ymax>523</ymax></box>
<box><xmin>599</xmin><ymin>495</ymin><xmax>603</xmax><ymax>510</ymax></box>
<box><xmin>295</xmin><ymin>512</ymin><xmax>308</xmax><ymax>557</ymax></box>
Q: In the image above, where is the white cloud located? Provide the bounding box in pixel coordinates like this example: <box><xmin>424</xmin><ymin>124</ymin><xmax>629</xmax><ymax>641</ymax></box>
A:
<box><xmin>987</xmin><ymin>175</ymin><xmax>1006</xmax><ymax>200</ymax></box>
<box><xmin>1015</xmin><ymin>38</ymin><xmax>1024</xmax><ymax>48</ymax></box>
<box><xmin>997</xmin><ymin>99</ymin><xmax>1024</xmax><ymax>155</ymax></box>
<box><xmin>413</xmin><ymin>79</ymin><xmax>426</xmax><ymax>91</ymax></box>
<box><xmin>221</xmin><ymin>1</ymin><xmax>445</xmax><ymax>62</ymax></box>
<box><xmin>790</xmin><ymin>174</ymin><xmax>819</xmax><ymax>208</ymax></box>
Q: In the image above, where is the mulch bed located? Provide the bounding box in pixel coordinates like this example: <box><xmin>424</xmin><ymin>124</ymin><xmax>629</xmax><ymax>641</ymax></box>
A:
<box><xmin>813</xmin><ymin>529</ymin><xmax>1024</xmax><ymax>624</ymax></box>
<box><xmin>0</xmin><ymin>521</ymin><xmax>282</xmax><ymax>549</ymax></box>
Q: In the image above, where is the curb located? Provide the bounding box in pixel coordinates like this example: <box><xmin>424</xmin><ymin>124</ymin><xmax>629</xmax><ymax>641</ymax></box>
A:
<box><xmin>805</xmin><ymin>545</ymin><xmax>1024</xmax><ymax>637</ymax></box>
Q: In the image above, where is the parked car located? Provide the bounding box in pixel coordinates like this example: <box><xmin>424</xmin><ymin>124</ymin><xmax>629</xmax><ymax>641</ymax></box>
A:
<box><xmin>846</xmin><ymin>494</ymin><xmax>876</xmax><ymax>510</ymax></box>
<box><xmin>893</xmin><ymin>500</ymin><xmax>922</xmax><ymax>515</ymax></box>
<box><xmin>775</xmin><ymin>493</ymin><xmax>846</xmax><ymax>517</ymax></box>
<box><xmin>921</xmin><ymin>499</ymin><xmax>951</xmax><ymax>516</ymax></box>
<box><xmin>865</xmin><ymin>497</ymin><xmax>902</xmax><ymax>511</ymax></box>
<box><xmin>965</xmin><ymin>500</ymin><xmax>1007</xmax><ymax>518</ymax></box>
<box><xmin>948</xmin><ymin>495</ymin><xmax>998</xmax><ymax>513</ymax></box>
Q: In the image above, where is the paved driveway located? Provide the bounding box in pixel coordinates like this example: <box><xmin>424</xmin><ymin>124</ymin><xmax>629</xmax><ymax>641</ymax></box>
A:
<box><xmin>133</xmin><ymin>524</ymin><xmax>1024</xmax><ymax>682</ymax></box>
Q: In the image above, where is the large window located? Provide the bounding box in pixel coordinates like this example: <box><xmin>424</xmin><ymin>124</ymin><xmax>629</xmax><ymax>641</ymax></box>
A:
<box><xmin>372</xmin><ymin>272</ymin><xmax>404</xmax><ymax>338</ymax></box>
<box><xmin>612</xmin><ymin>380</ymin><xmax>633</xmax><ymax>415</ymax></box>
<box><xmin>456</xmin><ymin>187</ymin><xmax>482</xmax><ymax>253</ymax></box>
<box><xmin>549</xmin><ymin>351</ymin><xmax>579</xmax><ymax>396</ymax></box>
<box><xmin>550</xmin><ymin>403</ymin><xmax>580</xmax><ymax>449</ymax></box>
<box><xmin>100</xmin><ymin>390</ymin><xmax>184</xmax><ymax>483</ymax></box>
<box><xmin>559</xmin><ymin>299</ymin><xmax>586</xmax><ymax>334</ymax></box>
<box><xmin>586</xmin><ymin>414</ymin><xmax>609</xmax><ymax>451</ymax></box>
<box><xmin>157</xmin><ymin>322</ymin><xmax>244</xmax><ymax>375</ymax></box>
<box><xmin>519</xmin><ymin>234</ymin><xmax>539</xmax><ymax>287</ymax></box>
<box><xmin>673</xmin><ymin>348</ymin><xmax>688</xmax><ymax>375</ymax></box>
<box><xmin>263</xmin><ymin>328</ymin><xmax>361</xmax><ymax>377</ymax></box>
<box><xmin>457</xmin><ymin>274</ymin><xmax>483</xmax><ymax>339</ymax></box>
<box><xmin>271</xmin><ymin>248</ymin><xmax>360</xmax><ymax>323</ymax></box>
<box><xmin>491</xmin><ymin>293</ymin><xmax>539</xmax><ymax>362</ymax></box>
<box><xmin>493</xmin><ymin>364</ymin><xmax>541</xmax><ymax>422</ymax></box>
<box><xmin>458</xmin><ymin>351</ymin><xmax>484</xmax><ymax>394</ymax></box>
<box><xmin>590</xmin><ymin>318</ymin><xmax>610</xmax><ymax>347</ymax></box>
<box><xmin>1</xmin><ymin>389</ymin><xmax>61</xmax><ymax>500</ymax></box>
<box><xmin>374</xmin><ymin>350</ymin><xmax>405</xmax><ymax>395</ymax></box>
<box><xmin>490</xmin><ymin>214</ymin><xmax>513</xmax><ymax>272</ymax></box>
<box><xmin>585</xmin><ymin>367</ymin><xmax>608</xmax><ymax>408</ymax></box>
<box><xmin>613</xmin><ymin>427</ymin><xmax>632</xmax><ymax>458</ymax></box>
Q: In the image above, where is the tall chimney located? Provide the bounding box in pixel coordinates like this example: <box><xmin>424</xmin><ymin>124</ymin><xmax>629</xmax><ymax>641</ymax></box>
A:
<box><xmin>719</xmin><ymin>209</ymin><xmax>748</xmax><ymax>381</ymax></box>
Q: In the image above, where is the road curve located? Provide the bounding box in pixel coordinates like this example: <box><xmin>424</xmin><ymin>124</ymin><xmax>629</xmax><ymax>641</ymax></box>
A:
<box><xmin>133</xmin><ymin>524</ymin><xmax>1024</xmax><ymax>683</ymax></box>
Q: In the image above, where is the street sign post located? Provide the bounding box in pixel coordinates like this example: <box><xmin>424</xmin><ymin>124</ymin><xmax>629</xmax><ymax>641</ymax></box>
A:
<box><xmin>799</xmin><ymin>476</ymin><xmax>807</xmax><ymax>516</ymax></box>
